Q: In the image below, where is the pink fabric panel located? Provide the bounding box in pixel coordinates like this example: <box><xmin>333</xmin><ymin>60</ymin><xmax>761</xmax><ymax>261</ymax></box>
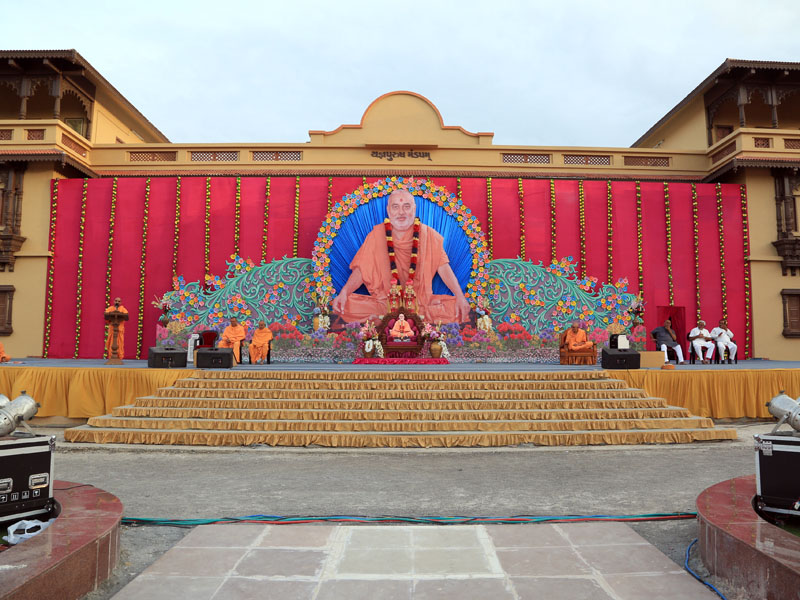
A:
<box><xmin>239</xmin><ymin>177</ymin><xmax>267</xmax><ymax>264</ymax></box>
<box><xmin>75</xmin><ymin>179</ymin><xmax>113</xmax><ymax>358</ymax></box>
<box><xmin>720</xmin><ymin>183</ymin><xmax>748</xmax><ymax>355</ymax></box>
<box><xmin>666</xmin><ymin>183</ymin><xmax>696</xmax><ymax>321</ymax></box>
<box><xmin>554</xmin><ymin>180</ymin><xmax>579</xmax><ymax>264</ymax></box>
<box><xmin>264</xmin><ymin>177</ymin><xmax>296</xmax><ymax>262</ymax></box>
<box><xmin>582</xmin><ymin>181</ymin><xmax>609</xmax><ymax>283</ymax></box>
<box><xmin>459</xmin><ymin>178</ymin><xmax>489</xmax><ymax>248</ymax></box>
<box><xmin>208</xmin><ymin>177</ymin><xmax>236</xmax><ymax>273</ymax></box>
<box><xmin>610</xmin><ymin>182</ymin><xmax>638</xmax><ymax>290</ymax></box>
<box><xmin>47</xmin><ymin>179</ymin><xmax>82</xmax><ymax>357</ymax></box>
<box><xmin>522</xmin><ymin>179</ymin><xmax>550</xmax><ymax>265</ymax></box>
<box><xmin>175</xmin><ymin>177</ymin><xmax>207</xmax><ymax>284</ymax></box>
<box><xmin>298</xmin><ymin>177</ymin><xmax>329</xmax><ymax>258</ymax></box>
<box><xmin>640</xmin><ymin>182</ymin><xmax>668</xmax><ymax>349</ymax></box>
<box><xmin>490</xmin><ymin>178</ymin><xmax>522</xmax><ymax>259</ymax></box>
<box><xmin>696</xmin><ymin>184</ymin><xmax>722</xmax><ymax>329</ymax></box>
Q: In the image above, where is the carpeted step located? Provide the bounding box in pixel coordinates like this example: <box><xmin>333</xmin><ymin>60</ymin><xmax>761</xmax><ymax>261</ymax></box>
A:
<box><xmin>112</xmin><ymin>405</ymin><xmax>692</xmax><ymax>421</ymax></box>
<box><xmin>194</xmin><ymin>370</ymin><xmax>612</xmax><ymax>381</ymax></box>
<box><xmin>131</xmin><ymin>395</ymin><xmax>670</xmax><ymax>411</ymax></box>
<box><xmin>63</xmin><ymin>425</ymin><xmax>739</xmax><ymax>447</ymax></box>
<box><xmin>153</xmin><ymin>388</ymin><xmax>648</xmax><ymax>400</ymax></box>
<box><xmin>87</xmin><ymin>415</ymin><xmax>717</xmax><ymax>433</ymax></box>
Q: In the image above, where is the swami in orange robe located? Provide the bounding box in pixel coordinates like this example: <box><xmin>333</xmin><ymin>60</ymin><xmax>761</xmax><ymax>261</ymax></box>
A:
<box><xmin>218</xmin><ymin>318</ymin><xmax>247</xmax><ymax>363</ymax></box>
<box><xmin>104</xmin><ymin>299</ymin><xmax>128</xmax><ymax>359</ymax></box>
<box><xmin>332</xmin><ymin>190</ymin><xmax>471</xmax><ymax>324</ymax></box>
<box><xmin>565</xmin><ymin>325</ymin><xmax>593</xmax><ymax>351</ymax></box>
<box><xmin>390</xmin><ymin>314</ymin><xmax>414</xmax><ymax>340</ymax></box>
<box><xmin>249</xmin><ymin>322</ymin><xmax>273</xmax><ymax>364</ymax></box>
<box><xmin>0</xmin><ymin>342</ymin><xmax>9</xmax><ymax>363</ymax></box>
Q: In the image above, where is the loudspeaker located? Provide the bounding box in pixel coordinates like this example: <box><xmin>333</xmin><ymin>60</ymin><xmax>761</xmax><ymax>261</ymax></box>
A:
<box><xmin>601</xmin><ymin>347</ymin><xmax>640</xmax><ymax>369</ymax></box>
<box><xmin>196</xmin><ymin>347</ymin><xmax>234</xmax><ymax>369</ymax></box>
<box><xmin>147</xmin><ymin>346</ymin><xmax>187</xmax><ymax>368</ymax></box>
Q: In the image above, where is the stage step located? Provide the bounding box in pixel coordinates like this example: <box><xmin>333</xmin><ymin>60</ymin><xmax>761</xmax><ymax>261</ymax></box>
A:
<box><xmin>63</xmin><ymin>370</ymin><xmax>737</xmax><ymax>448</ymax></box>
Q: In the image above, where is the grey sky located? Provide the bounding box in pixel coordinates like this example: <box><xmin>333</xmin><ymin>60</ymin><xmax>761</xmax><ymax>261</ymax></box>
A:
<box><xmin>4</xmin><ymin>0</ymin><xmax>800</xmax><ymax>147</ymax></box>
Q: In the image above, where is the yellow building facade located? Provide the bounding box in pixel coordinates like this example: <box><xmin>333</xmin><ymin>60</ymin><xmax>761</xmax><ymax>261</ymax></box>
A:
<box><xmin>1</xmin><ymin>52</ymin><xmax>799</xmax><ymax>359</ymax></box>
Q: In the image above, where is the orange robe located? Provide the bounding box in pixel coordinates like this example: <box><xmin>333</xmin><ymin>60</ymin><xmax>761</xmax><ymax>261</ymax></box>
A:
<box><xmin>338</xmin><ymin>223</ymin><xmax>459</xmax><ymax>323</ymax></box>
<box><xmin>390</xmin><ymin>319</ymin><xmax>414</xmax><ymax>339</ymax></box>
<box><xmin>249</xmin><ymin>328</ymin><xmax>273</xmax><ymax>363</ymax></box>
<box><xmin>0</xmin><ymin>342</ymin><xmax>9</xmax><ymax>363</ymax></box>
<box><xmin>218</xmin><ymin>325</ymin><xmax>246</xmax><ymax>363</ymax></box>
<box><xmin>565</xmin><ymin>328</ymin><xmax>593</xmax><ymax>351</ymax></box>
<box><xmin>104</xmin><ymin>305</ymin><xmax>128</xmax><ymax>359</ymax></box>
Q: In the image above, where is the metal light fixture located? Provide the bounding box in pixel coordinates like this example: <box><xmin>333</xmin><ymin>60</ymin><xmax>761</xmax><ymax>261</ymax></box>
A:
<box><xmin>766</xmin><ymin>391</ymin><xmax>800</xmax><ymax>435</ymax></box>
<box><xmin>0</xmin><ymin>391</ymin><xmax>40</xmax><ymax>437</ymax></box>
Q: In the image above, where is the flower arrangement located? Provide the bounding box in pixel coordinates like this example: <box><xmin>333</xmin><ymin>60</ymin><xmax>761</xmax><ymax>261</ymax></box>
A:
<box><xmin>360</xmin><ymin>321</ymin><xmax>379</xmax><ymax>341</ymax></box>
<box><xmin>422</xmin><ymin>322</ymin><xmax>442</xmax><ymax>340</ymax></box>
<box><xmin>496</xmin><ymin>322</ymin><xmax>533</xmax><ymax>350</ymax></box>
<box><xmin>268</xmin><ymin>320</ymin><xmax>303</xmax><ymax>351</ymax></box>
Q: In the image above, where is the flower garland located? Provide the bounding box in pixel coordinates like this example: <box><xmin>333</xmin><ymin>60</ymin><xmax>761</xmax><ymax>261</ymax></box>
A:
<box><xmin>635</xmin><ymin>180</ymin><xmax>643</xmax><ymax>294</ymax></box>
<box><xmin>172</xmin><ymin>177</ymin><xmax>181</xmax><ymax>277</ymax></box>
<box><xmin>486</xmin><ymin>177</ymin><xmax>494</xmax><ymax>261</ymax></box>
<box><xmin>549</xmin><ymin>179</ymin><xmax>556</xmax><ymax>263</ymax></box>
<box><xmin>311</xmin><ymin>176</ymin><xmax>490</xmax><ymax>308</ymax></box>
<box><xmin>692</xmin><ymin>183</ymin><xmax>701</xmax><ymax>321</ymax></box>
<box><xmin>262</xmin><ymin>176</ymin><xmax>271</xmax><ymax>264</ymax></box>
<box><xmin>606</xmin><ymin>180</ymin><xmax>613</xmax><ymax>283</ymax></box>
<box><xmin>204</xmin><ymin>177</ymin><xmax>211</xmax><ymax>280</ymax></box>
<box><xmin>293</xmin><ymin>175</ymin><xmax>300</xmax><ymax>258</ymax></box>
<box><xmin>664</xmin><ymin>182</ymin><xmax>674</xmax><ymax>305</ymax></box>
<box><xmin>137</xmin><ymin>178</ymin><xmax>151</xmax><ymax>359</ymax></box>
<box><xmin>579</xmin><ymin>180</ymin><xmax>586</xmax><ymax>279</ymax></box>
<box><xmin>740</xmin><ymin>184</ymin><xmax>752</xmax><ymax>358</ymax></box>
<box><xmin>517</xmin><ymin>177</ymin><xmax>526</xmax><ymax>261</ymax></box>
<box><xmin>42</xmin><ymin>179</ymin><xmax>59</xmax><ymax>358</ymax></box>
<box><xmin>72</xmin><ymin>178</ymin><xmax>88</xmax><ymax>359</ymax></box>
<box><xmin>327</xmin><ymin>176</ymin><xmax>333</xmax><ymax>212</ymax></box>
<box><xmin>103</xmin><ymin>177</ymin><xmax>119</xmax><ymax>358</ymax></box>
<box><xmin>384</xmin><ymin>217</ymin><xmax>420</xmax><ymax>282</ymax></box>
<box><xmin>716</xmin><ymin>183</ymin><xmax>728</xmax><ymax>319</ymax></box>
<box><xmin>234</xmin><ymin>176</ymin><xmax>241</xmax><ymax>256</ymax></box>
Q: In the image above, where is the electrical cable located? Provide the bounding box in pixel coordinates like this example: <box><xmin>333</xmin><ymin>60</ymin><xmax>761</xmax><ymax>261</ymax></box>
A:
<box><xmin>684</xmin><ymin>538</ymin><xmax>728</xmax><ymax>600</ymax></box>
<box><xmin>121</xmin><ymin>511</ymin><xmax>697</xmax><ymax>528</ymax></box>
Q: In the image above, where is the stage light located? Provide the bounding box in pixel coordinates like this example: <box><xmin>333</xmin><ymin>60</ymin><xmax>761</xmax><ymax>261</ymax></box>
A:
<box><xmin>0</xmin><ymin>391</ymin><xmax>40</xmax><ymax>437</ymax></box>
<box><xmin>766</xmin><ymin>391</ymin><xmax>800</xmax><ymax>434</ymax></box>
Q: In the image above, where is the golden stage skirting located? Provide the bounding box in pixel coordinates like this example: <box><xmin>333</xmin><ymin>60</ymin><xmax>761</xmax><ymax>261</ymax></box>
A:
<box><xmin>0</xmin><ymin>366</ymin><xmax>797</xmax><ymax>419</ymax></box>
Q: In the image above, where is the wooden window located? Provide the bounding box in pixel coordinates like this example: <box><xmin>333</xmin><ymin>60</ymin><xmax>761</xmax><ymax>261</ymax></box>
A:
<box><xmin>715</xmin><ymin>125</ymin><xmax>734</xmax><ymax>142</ymax></box>
<box><xmin>0</xmin><ymin>285</ymin><xmax>14</xmax><ymax>335</ymax></box>
<box><xmin>781</xmin><ymin>289</ymin><xmax>800</xmax><ymax>338</ymax></box>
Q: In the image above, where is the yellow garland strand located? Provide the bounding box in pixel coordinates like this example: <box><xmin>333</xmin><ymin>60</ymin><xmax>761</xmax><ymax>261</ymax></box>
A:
<box><xmin>72</xmin><ymin>178</ymin><xmax>88</xmax><ymax>359</ymax></box>
<box><xmin>103</xmin><ymin>178</ymin><xmax>119</xmax><ymax>358</ymax></box>
<box><xmin>740</xmin><ymin>184</ymin><xmax>752</xmax><ymax>358</ymax></box>
<box><xmin>549</xmin><ymin>179</ymin><xmax>556</xmax><ymax>263</ymax></box>
<box><xmin>692</xmin><ymin>184</ymin><xmax>700</xmax><ymax>321</ymax></box>
<box><xmin>327</xmin><ymin>176</ymin><xmax>333</xmax><ymax>212</ymax></box>
<box><xmin>204</xmin><ymin>177</ymin><xmax>211</xmax><ymax>280</ymax></box>
<box><xmin>362</xmin><ymin>175</ymin><xmax>367</xmax><ymax>186</ymax></box>
<box><xmin>234</xmin><ymin>176</ymin><xmax>241</xmax><ymax>256</ymax></box>
<box><xmin>293</xmin><ymin>175</ymin><xmax>300</xmax><ymax>258</ymax></box>
<box><xmin>42</xmin><ymin>179</ymin><xmax>59</xmax><ymax>358</ymax></box>
<box><xmin>517</xmin><ymin>178</ymin><xmax>526</xmax><ymax>261</ymax></box>
<box><xmin>607</xmin><ymin>180</ymin><xmax>613</xmax><ymax>283</ymax></box>
<box><xmin>486</xmin><ymin>177</ymin><xmax>493</xmax><ymax>261</ymax></box>
<box><xmin>635</xmin><ymin>181</ymin><xmax>643</xmax><ymax>295</ymax></box>
<box><xmin>262</xmin><ymin>177</ymin><xmax>270</xmax><ymax>264</ymax></box>
<box><xmin>664</xmin><ymin>182</ymin><xmax>674</xmax><ymax>305</ymax></box>
<box><xmin>579</xmin><ymin>180</ymin><xmax>586</xmax><ymax>278</ymax></box>
<box><xmin>716</xmin><ymin>183</ymin><xmax>728</xmax><ymax>319</ymax></box>
<box><xmin>137</xmin><ymin>178</ymin><xmax>151</xmax><ymax>359</ymax></box>
<box><xmin>172</xmin><ymin>177</ymin><xmax>181</xmax><ymax>278</ymax></box>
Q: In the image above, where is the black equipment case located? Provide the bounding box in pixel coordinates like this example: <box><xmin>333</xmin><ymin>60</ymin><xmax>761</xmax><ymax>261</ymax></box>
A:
<box><xmin>754</xmin><ymin>433</ymin><xmax>800</xmax><ymax>519</ymax></box>
<box><xmin>0</xmin><ymin>433</ymin><xmax>56</xmax><ymax>524</ymax></box>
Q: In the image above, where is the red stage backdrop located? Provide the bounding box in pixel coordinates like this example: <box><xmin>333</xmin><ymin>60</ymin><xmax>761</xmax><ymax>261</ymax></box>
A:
<box><xmin>43</xmin><ymin>177</ymin><xmax>750</xmax><ymax>360</ymax></box>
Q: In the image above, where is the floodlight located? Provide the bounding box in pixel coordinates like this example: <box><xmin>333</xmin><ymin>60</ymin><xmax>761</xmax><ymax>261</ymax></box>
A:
<box><xmin>766</xmin><ymin>391</ymin><xmax>800</xmax><ymax>434</ymax></box>
<box><xmin>0</xmin><ymin>391</ymin><xmax>40</xmax><ymax>437</ymax></box>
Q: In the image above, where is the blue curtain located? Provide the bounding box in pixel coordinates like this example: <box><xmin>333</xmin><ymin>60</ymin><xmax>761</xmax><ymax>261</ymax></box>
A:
<box><xmin>329</xmin><ymin>195</ymin><xmax>472</xmax><ymax>296</ymax></box>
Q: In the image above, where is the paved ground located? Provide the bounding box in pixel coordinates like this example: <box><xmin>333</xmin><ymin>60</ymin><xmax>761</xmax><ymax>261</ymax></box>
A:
<box><xmin>34</xmin><ymin>419</ymin><xmax>774</xmax><ymax>600</ymax></box>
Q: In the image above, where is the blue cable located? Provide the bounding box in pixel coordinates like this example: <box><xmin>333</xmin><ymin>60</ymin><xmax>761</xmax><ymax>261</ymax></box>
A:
<box><xmin>685</xmin><ymin>538</ymin><xmax>728</xmax><ymax>600</ymax></box>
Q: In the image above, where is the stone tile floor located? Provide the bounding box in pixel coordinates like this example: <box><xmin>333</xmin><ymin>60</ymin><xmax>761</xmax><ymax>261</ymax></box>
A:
<box><xmin>112</xmin><ymin>522</ymin><xmax>718</xmax><ymax>599</ymax></box>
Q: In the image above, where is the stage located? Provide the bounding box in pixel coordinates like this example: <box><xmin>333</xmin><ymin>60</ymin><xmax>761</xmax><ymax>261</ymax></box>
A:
<box><xmin>1</xmin><ymin>358</ymin><xmax>798</xmax><ymax>421</ymax></box>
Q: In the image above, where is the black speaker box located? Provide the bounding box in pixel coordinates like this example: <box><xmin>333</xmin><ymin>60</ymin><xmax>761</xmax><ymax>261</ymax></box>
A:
<box><xmin>601</xmin><ymin>348</ymin><xmax>640</xmax><ymax>370</ymax></box>
<box><xmin>196</xmin><ymin>347</ymin><xmax>234</xmax><ymax>369</ymax></box>
<box><xmin>147</xmin><ymin>346</ymin><xmax>187</xmax><ymax>368</ymax></box>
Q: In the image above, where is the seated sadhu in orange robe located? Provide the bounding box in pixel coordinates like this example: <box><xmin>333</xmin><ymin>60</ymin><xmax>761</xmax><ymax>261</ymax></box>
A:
<box><xmin>390</xmin><ymin>313</ymin><xmax>414</xmax><ymax>341</ymax></box>
<box><xmin>104</xmin><ymin>297</ymin><xmax>128</xmax><ymax>359</ymax></box>
<box><xmin>249</xmin><ymin>321</ymin><xmax>273</xmax><ymax>365</ymax></box>
<box><xmin>218</xmin><ymin>317</ymin><xmax>247</xmax><ymax>363</ymax></box>
<box><xmin>564</xmin><ymin>322</ymin><xmax>594</xmax><ymax>351</ymax></box>
<box><xmin>331</xmin><ymin>190</ymin><xmax>471</xmax><ymax>324</ymax></box>
<box><xmin>0</xmin><ymin>342</ymin><xmax>9</xmax><ymax>362</ymax></box>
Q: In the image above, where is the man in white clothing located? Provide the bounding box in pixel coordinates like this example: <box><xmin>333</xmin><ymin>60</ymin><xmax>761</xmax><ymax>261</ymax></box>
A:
<box><xmin>710</xmin><ymin>319</ymin><xmax>737</xmax><ymax>363</ymax></box>
<box><xmin>689</xmin><ymin>319</ymin><xmax>715</xmax><ymax>364</ymax></box>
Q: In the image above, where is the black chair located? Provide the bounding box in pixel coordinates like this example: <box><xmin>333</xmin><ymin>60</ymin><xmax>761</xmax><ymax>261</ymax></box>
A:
<box><xmin>713</xmin><ymin>345</ymin><xmax>738</xmax><ymax>365</ymax></box>
<box><xmin>650</xmin><ymin>331</ymin><xmax>678</xmax><ymax>363</ymax></box>
<box><xmin>687</xmin><ymin>332</ymin><xmax>715</xmax><ymax>364</ymax></box>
